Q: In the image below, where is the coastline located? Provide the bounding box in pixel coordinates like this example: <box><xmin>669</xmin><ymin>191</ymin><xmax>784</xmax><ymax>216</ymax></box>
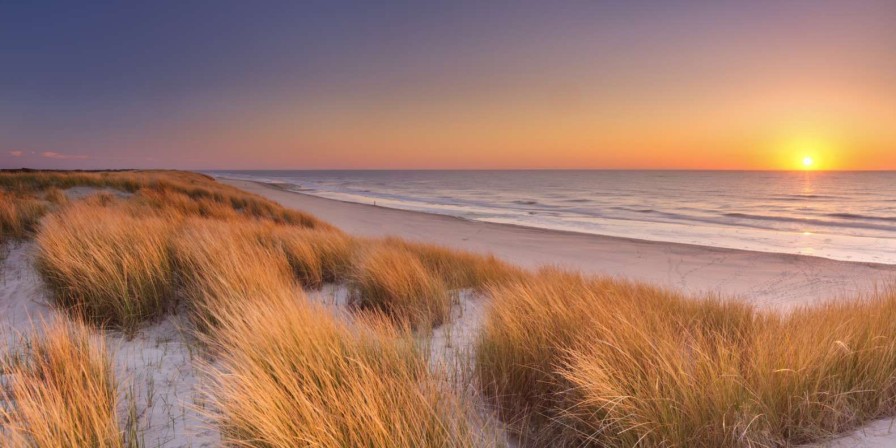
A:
<box><xmin>210</xmin><ymin>171</ymin><xmax>896</xmax><ymax>265</ymax></box>
<box><xmin>221</xmin><ymin>178</ymin><xmax>896</xmax><ymax>310</ymax></box>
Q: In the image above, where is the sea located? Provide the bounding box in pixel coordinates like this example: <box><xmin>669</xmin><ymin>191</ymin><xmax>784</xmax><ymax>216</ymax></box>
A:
<box><xmin>210</xmin><ymin>170</ymin><xmax>896</xmax><ymax>265</ymax></box>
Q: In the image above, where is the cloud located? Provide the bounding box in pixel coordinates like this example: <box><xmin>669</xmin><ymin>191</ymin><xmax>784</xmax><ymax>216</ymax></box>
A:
<box><xmin>9</xmin><ymin>151</ymin><xmax>23</xmax><ymax>157</ymax></box>
<box><xmin>41</xmin><ymin>151</ymin><xmax>88</xmax><ymax>160</ymax></box>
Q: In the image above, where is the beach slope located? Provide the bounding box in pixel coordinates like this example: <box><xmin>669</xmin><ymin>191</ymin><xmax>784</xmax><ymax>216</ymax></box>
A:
<box><xmin>222</xmin><ymin>178</ymin><xmax>896</xmax><ymax>310</ymax></box>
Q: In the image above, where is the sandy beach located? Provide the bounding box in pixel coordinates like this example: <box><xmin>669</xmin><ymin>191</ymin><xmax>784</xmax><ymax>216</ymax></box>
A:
<box><xmin>224</xmin><ymin>178</ymin><xmax>896</xmax><ymax>311</ymax></box>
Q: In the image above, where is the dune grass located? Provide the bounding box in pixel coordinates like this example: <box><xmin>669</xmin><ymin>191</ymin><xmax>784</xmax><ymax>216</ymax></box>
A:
<box><xmin>130</xmin><ymin>182</ymin><xmax>332</xmax><ymax>229</ymax></box>
<box><xmin>13</xmin><ymin>169</ymin><xmax>333</xmax><ymax>333</ymax></box>
<box><xmin>476</xmin><ymin>270</ymin><xmax>896</xmax><ymax>447</ymax></box>
<box><xmin>35</xmin><ymin>202</ymin><xmax>176</xmax><ymax>334</ymax></box>
<box><xmin>254</xmin><ymin>224</ymin><xmax>355</xmax><ymax>288</ymax></box>
<box><xmin>201</xmin><ymin>285</ymin><xmax>480</xmax><ymax>447</ymax></box>
<box><xmin>349</xmin><ymin>243</ymin><xmax>455</xmax><ymax>330</ymax></box>
<box><xmin>37</xmin><ymin>202</ymin><xmax>174</xmax><ymax>332</ymax></box>
<box><xmin>43</xmin><ymin>187</ymin><xmax>68</xmax><ymax>205</ymax></box>
<box><xmin>0</xmin><ymin>319</ymin><xmax>125</xmax><ymax>447</ymax></box>
<box><xmin>1</xmin><ymin>169</ymin><xmax>331</xmax><ymax>230</ymax></box>
<box><xmin>164</xmin><ymin>214</ymin><xmax>480</xmax><ymax>446</ymax></box>
<box><xmin>382</xmin><ymin>238</ymin><xmax>523</xmax><ymax>290</ymax></box>
<box><xmin>171</xmin><ymin>218</ymin><xmax>298</xmax><ymax>331</ymax></box>
<box><xmin>0</xmin><ymin>191</ymin><xmax>48</xmax><ymax>239</ymax></box>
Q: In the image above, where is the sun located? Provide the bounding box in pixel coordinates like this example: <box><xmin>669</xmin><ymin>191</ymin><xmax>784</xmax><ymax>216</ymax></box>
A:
<box><xmin>778</xmin><ymin>134</ymin><xmax>833</xmax><ymax>170</ymax></box>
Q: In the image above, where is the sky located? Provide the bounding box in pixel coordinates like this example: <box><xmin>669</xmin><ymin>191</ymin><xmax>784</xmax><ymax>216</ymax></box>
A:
<box><xmin>1</xmin><ymin>1</ymin><xmax>894</xmax><ymax>170</ymax></box>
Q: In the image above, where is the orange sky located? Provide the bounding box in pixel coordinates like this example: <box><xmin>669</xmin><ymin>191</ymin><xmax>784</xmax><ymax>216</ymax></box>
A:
<box><xmin>2</xmin><ymin>2</ymin><xmax>895</xmax><ymax>170</ymax></box>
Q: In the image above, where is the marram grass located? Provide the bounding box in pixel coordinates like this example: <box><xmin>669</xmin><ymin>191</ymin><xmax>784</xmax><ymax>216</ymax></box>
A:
<box><xmin>0</xmin><ymin>319</ymin><xmax>125</xmax><ymax>447</ymax></box>
<box><xmin>36</xmin><ymin>201</ymin><xmax>176</xmax><ymax>334</ymax></box>
<box><xmin>476</xmin><ymin>270</ymin><xmax>896</xmax><ymax>447</ymax></box>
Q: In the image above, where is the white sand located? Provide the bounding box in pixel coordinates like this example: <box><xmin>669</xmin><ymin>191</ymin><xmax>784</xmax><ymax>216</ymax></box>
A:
<box><xmin>0</xmin><ymin>242</ymin><xmax>61</xmax><ymax>348</ymax></box>
<box><xmin>808</xmin><ymin>419</ymin><xmax>896</xmax><ymax>448</ymax></box>
<box><xmin>0</xmin><ymin>243</ymin><xmax>219</xmax><ymax>447</ymax></box>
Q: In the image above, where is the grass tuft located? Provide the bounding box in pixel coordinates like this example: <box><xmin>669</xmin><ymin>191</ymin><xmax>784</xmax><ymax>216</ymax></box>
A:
<box><xmin>170</xmin><ymin>218</ymin><xmax>297</xmax><ymax>331</ymax></box>
<box><xmin>477</xmin><ymin>270</ymin><xmax>896</xmax><ymax>447</ymax></box>
<box><xmin>43</xmin><ymin>187</ymin><xmax>68</xmax><ymax>205</ymax></box>
<box><xmin>255</xmin><ymin>224</ymin><xmax>355</xmax><ymax>288</ymax></box>
<box><xmin>0</xmin><ymin>319</ymin><xmax>123</xmax><ymax>447</ymax></box>
<box><xmin>0</xmin><ymin>191</ymin><xmax>48</xmax><ymax>238</ymax></box>
<box><xmin>383</xmin><ymin>238</ymin><xmax>524</xmax><ymax>290</ymax></box>
<box><xmin>202</xmin><ymin>287</ymin><xmax>479</xmax><ymax>447</ymax></box>
<box><xmin>349</xmin><ymin>244</ymin><xmax>454</xmax><ymax>330</ymax></box>
<box><xmin>36</xmin><ymin>202</ymin><xmax>175</xmax><ymax>334</ymax></box>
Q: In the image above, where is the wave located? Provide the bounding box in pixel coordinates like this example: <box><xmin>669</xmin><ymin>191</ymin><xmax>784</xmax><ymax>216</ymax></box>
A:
<box><xmin>772</xmin><ymin>194</ymin><xmax>843</xmax><ymax>202</ymax></box>
<box><xmin>723</xmin><ymin>212</ymin><xmax>896</xmax><ymax>232</ymax></box>
<box><xmin>610</xmin><ymin>206</ymin><xmax>656</xmax><ymax>213</ymax></box>
<box><xmin>825</xmin><ymin>212</ymin><xmax>895</xmax><ymax>222</ymax></box>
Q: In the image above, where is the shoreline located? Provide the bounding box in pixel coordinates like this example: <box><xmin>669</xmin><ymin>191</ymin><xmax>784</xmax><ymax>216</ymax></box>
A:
<box><xmin>222</xmin><ymin>178</ymin><xmax>896</xmax><ymax>310</ymax></box>
<box><xmin>208</xmin><ymin>172</ymin><xmax>896</xmax><ymax>266</ymax></box>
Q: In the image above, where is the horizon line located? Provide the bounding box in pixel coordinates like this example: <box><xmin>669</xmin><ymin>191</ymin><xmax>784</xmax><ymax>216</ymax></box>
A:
<box><xmin>199</xmin><ymin>168</ymin><xmax>896</xmax><ymax>173</ymax></box>
<box><xmin>4</xmin><ymin>167</ymin><xmax>896</xmax><ymax>173</ymax></box>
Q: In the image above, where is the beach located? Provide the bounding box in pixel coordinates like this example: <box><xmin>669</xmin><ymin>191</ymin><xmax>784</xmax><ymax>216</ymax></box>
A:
<box><xmin>223</xmin><ymin>178</ymin><xmax>896</xmax><ymax>311</ymax></box>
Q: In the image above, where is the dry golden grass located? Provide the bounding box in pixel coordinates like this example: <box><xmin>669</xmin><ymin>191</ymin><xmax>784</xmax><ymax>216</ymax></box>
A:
<box><xmin>36</xmin><ymin>201</ymin><xmax>176</xmax><ymax>333</ymax></box>
<box><xmin>164</xmin><ymin>214</ymin><xmax>479</xmax><ymax>446</ymax></box>
<box><xmin>477</xmin><ymin>270</ymin><xmax>896</xmax><ymax>447</ymax></box>
<box><xmin>6</xmin><ymin>169</ymin><xmax>509</xmax><ymax>446</ymax></box>
<box><xmin>0</xmin><ymin>170</ymin><xmax>146</xmax><ymax>193</ymax></box>
<box><xmin>1</xmin><ymin>169</ymin><xmax>331</xmax><ymax>230</ymax></box>
<box><xmin>171</xmin><ymin>218</ymin><xmax>297</xmax><ymax>331</ymax></box>
<box><xmin>43</xmin><ymin>187</ymin><xmax>68</xmax><ymax>205</ymax></box>
<box><xmin>0</xmin><ymin>191</ymin><xmax>48</xmax><ymax>239</ymax></box>
<box><xmin>349</xmin><ymin>243</ymin><xmax>455</xmax><ymax>330</ymax></box>
<box><xmin>202</xmin><ymin>287</ymin><xmax>479</xmax><ymax>447</ymax></box>
<box><xmin>0</xmin><ymin>319</ymin><xmax>124</xmax><ymax>447</ymax></box>
<box><xmin>131</xmin><ymin>183</ymin><xmax>331</xmax><ymax>229</ymax></box>
<box><xmin>254</xmin><ymin>224</ymin><xmax>354</xmax><ymax>288</ymax></box>
<box><xmin>383</xmin><ymin>237</ymin><xmax>524</xmax><ymax>290</ymax></box>
<box><xmin>9</xmin><ymin>169</ymin><xmax>333</xmax><ymax>331</ymax></box>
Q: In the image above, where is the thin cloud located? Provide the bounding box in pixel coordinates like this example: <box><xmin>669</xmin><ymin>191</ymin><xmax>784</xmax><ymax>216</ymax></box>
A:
<box><xmin>41</xmin><ymin>151</ymin><xmax>89</xmax><ymax>160</ymax></box>
<box><xmin>9</xmin><ymin>150</ymin><xmax>23</xmax><ymax>157</ymax></box>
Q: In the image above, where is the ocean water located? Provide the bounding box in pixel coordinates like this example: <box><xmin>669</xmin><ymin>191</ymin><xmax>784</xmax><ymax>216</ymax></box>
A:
<box><xmin>211</xmin><ymin>170</ymin><xmax>896</xmax><ymax>264</ymax></box>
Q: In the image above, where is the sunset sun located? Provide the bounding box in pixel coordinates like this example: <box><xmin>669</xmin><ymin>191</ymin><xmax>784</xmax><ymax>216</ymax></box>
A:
<box><xmin>802</xmin><ymin>156</ymin><xmax>814</xmax><ymax>169</ymax></box>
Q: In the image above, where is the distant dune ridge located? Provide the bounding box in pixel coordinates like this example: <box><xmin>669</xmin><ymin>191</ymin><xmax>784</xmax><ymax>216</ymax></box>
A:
<box><xmin>1</xmin><ymin>169</ymin><xmax>895</xmax><ymax>447</ymax></box>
